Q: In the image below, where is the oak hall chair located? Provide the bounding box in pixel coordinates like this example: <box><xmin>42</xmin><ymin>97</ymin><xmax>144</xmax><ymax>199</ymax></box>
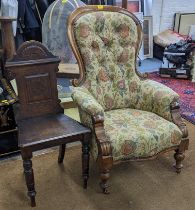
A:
<box><xmin>67</xmin><ymin>5</ymin><xmax>189</xmax><ymax>193</ymax></box>
<box><xmin>5</xmin><ymin>41</ymin><xmax>91</xmax><ymax>207</ymax></box>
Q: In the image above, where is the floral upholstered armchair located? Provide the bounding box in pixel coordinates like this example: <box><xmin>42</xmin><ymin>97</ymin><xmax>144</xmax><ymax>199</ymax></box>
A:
<box><xmin>67</xmin><ymin>6</ymin><xmax>189</xmax><ymax>193</ymax></box>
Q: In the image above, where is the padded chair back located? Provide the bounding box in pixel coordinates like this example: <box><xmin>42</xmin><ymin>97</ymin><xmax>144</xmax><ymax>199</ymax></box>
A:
<box><xmin>68</xmin><ymin>6</ymin><xmax>143</xmax><ymax>110</ymax></box>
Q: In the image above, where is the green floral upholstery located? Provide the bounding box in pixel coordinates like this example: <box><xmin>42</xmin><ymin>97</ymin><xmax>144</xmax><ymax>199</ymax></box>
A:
<box><xmin>138</xmin><ymin>80</ymin><xmax>179</xmax><ymax>121</ymax></box>
<box><xmin>72</xmin><ymin>87</ymin><xmax>104</xmax><ymax>116</ymax></box>
<box><xmin>78</xmin><ymin>107</ymin><xmax>182</xmax><ymax>161</ymax></box>
<box><xmin>72</xmin><ymin>10</ymin><xmax>182</xmax><ymax>161</ymax></box>
<box><xmin>74</xmin><ymin>11</ymin><xmax>140</xmax><ymax>110</ymax></box>
<box><xmin>104</xmin><ymin>109</ymin><xmax>182</xmax><ymax>161</ymax></box>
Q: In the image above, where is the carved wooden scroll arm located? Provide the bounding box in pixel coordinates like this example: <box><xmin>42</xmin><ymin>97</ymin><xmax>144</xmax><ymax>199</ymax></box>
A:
<box><xmin>170</xmin><ymin>99</ymin><xmax>189</xmax><ymax>151</ymax></box>
<box><xmin>92</xmin><ymin>114</ymin><xmax>113</xmax><ymax>158</ymax></box>
<box><xmin>92</xmin><ymin>114</ymin><xmax>113</xmax><ymax>193</ymax></box>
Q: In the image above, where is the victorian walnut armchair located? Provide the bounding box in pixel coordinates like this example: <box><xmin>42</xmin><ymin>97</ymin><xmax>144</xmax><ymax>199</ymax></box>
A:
<box><xmin>67</xmin><ymin>6</ymin><xmax>189</xmax><ymax>193</ymax></box>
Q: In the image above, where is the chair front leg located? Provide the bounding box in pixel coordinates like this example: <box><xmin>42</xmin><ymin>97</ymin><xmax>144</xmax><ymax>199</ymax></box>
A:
<box><xmin>174</xmin><ymin>138</ymin><xmax>189</xmax><ymax>173</ymax></box>
<box><xmin>82</xmin><ymin>133</ymin><xmax>91</xmax><ymax>189</ymax></box>
<box><xmin>174</xmin><ymin>149</ymin><xmax>185</xmax><ymax>173</ymax></box>
<box><xmin>171</xmin><ymin>100</ymin><xmax>189</xmax><ymax>173</ymax></box>
<box><xmin>93</xmin><ymin>114</ymin><xmax>113</xmax><ymax>194</ymax></box>
<box><xmin>58</xmin><ymin>144</ymin><xmax>66</xmax><ymax>163</ymax></box>
<box><xmin>98</xmin><ymin>153</ymin><xmax>113</xmax><ymax>194</ymax></box>
<box><xmin>21</xmin><ymin>149</ymin><xmax>36</xmax><ymax>207</ymax></box>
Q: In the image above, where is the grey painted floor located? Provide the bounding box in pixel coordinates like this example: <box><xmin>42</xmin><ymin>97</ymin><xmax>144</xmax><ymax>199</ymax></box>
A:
<box><xmin>138</xmin><ymin>58</ymin><xmax>162</xmax><ymax>73</ymax></box>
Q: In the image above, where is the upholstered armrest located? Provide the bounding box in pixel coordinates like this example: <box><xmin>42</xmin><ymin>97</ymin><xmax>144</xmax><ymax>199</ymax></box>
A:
<box><xmin>72</xmin><ymin>87</ymin><xmax>104</xmax><ymax>117</ymax></box>
<box><xmin>137</xmin><ymin>79</ymin><xmax>179</xmax><ymax>121</ymax></box>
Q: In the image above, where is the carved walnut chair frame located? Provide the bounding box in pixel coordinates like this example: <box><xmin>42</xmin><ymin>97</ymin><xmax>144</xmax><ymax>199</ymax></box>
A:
<box><xmin>67</xmin><ymin>5</ymin><xmax>189</xmax><ymax>193</ymax></box>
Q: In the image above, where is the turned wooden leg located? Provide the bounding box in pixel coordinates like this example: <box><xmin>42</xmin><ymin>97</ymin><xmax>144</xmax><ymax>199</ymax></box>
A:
<box><xmin>82</xmin><ymin>134</ymin><xmax>90</xmax><ymax>189</ymax></box>
<box><xmin>21</xmin><ymin>149</ymin><xmax>36</xmax><ymax>207</ymax></box>
<box><xmin>58</xmin><ymin>144</ymin><xmax>66</xmax><ymax>163</ymax></box>
<box><xmin>99</xmin><ymin>169</ymin><xmax>111</xmax><ymax>194</ymax></box>
<box><xmin>174</xmin><ymin>149</ymin><xmax>185</xmax><ymax>174</ymax></box>
<box><xmin>98</xmin><ymin>155</ymin><xmax>113</xmax><ymax>194</ymax></box>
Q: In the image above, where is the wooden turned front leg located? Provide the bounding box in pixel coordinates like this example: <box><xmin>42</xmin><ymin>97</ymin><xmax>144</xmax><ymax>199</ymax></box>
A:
<box><xmin>58</xmin><ymin>144</ymin><xmax>66</xmax><ymax>163</ymax></box>
<box><xmin>21</xmin><ymin>150</ymin><xmax>36</xmax><ymax>207</ymax></box>
<box><xmin>81</xmin><ymin>134</ymin><xmax>90</xmax><ymax>189</ymax></box>
<box><xmin>174</xmin><ymin>149</ymin><xmax>185</xmax><ymax>173</ymax></box>
<box><xmin>98</xmin><ymin>155</ymin><xmax>113</xmax><ymax>194</ymax></box>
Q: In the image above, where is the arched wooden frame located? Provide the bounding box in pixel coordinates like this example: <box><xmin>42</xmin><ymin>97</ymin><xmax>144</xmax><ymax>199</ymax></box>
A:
<box><xmin>67</xmin><ymin>5</ymin><xmax>147</xmax><ymax>87</ymax></box>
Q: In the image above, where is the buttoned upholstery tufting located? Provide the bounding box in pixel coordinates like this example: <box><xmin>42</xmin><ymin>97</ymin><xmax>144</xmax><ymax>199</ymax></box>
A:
<box><xmin>74</xmin><ymin>11</ymin><xmax>141</xmax><ymax>110</ymax></box>
<box><xmin>70</xmin><ymin>8</ymin><xmax>184</xmax><ymax>161</ymax></box>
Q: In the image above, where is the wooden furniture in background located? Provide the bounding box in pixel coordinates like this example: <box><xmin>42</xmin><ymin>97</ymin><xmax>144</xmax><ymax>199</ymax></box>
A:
<box><xmin>5</xmin><ymin>41</ymin><xmax>91</xmax><ymax>207</ymax></box>
<box><xmin>0</xmin><ymin>17</ymin><xmax>19</xmax><ymax>156</ymax></box>
<box><xmin>0</xmin><ymin>78</ymin><xmax>18</xmax><ymax>156</ymax></box>
<box><xmin>58</xmin><ymin>63</ymin><xmax>79</xmax><ymax>78</ymax></box>
<box><xmin>0</xmin><ymin>17</ymin><xmax>16</xmax><ymax>60</ymax></box>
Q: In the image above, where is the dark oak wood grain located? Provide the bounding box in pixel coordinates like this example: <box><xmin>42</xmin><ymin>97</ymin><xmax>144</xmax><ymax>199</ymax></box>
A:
<box><xmin>0</xmin><ymin>17</ymin><xmax>16</xmax><ymax>60</ymax></box>
<box><xmin>5</xmin><ymin>41</ymin><xmax>91</xmax><ymax>207</ymax></box>
<box><xmin>18</xmin><ymin>113</ymin><xmax>90</xmax><ymax>149</ymax></box>
<box><xmin>5</xmin><ymin>41</ymin><xmax>62</xmax><ymax>120</ymax></box>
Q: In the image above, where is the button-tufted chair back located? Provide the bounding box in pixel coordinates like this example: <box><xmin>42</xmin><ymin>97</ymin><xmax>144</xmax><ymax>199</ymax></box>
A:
<box><xmin>69</xmin><ymin>6</ymin><xmax>143</xmax><ymax>111</ymax></box>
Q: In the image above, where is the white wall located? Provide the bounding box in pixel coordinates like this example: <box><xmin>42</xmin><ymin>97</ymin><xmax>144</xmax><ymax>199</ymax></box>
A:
<box><xmin>152</xmin><ymin>0</ymin><xmax>195</xmax><ymax>35</ymax></box>
<box><xmin>144</xmin><ymin>0</ymin><xmax>152</xmax><ymax>15</ymax></box>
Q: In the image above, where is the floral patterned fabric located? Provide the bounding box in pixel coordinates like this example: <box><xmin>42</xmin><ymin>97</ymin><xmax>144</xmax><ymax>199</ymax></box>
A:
<box><xmin>138</xmin><ymin>80</ymin><xmax>179</xmax><ymax>121</ymax></box>
<box><xmin>104</xmin><ymin>109</ymin><xmax>182</xmax><ymax>161</ymax></box>
<box><xmin>74</xmin><ymin>11</ymin><xmax>141</xmax><ymax>110</ymax></box>
<box><xmin>72</xmin><ymin>10</ymin><xmax>182</xmax><ymax>161</ymax></box>
<box><xmin>78</xmin><ymin>107</ymin><xmax>182</xmax><ymax>161</ymax></box>
<box><xmin>72</xmin><ymin>87</ymin><xmax>104</xmax><ymax>116</ymax></box>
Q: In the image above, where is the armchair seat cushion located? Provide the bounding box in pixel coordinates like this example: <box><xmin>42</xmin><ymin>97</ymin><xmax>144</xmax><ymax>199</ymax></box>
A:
<box><xmin>104</xmin><ymin>109</ymin><xmax>182</xmax><ymax>161</ymax></box>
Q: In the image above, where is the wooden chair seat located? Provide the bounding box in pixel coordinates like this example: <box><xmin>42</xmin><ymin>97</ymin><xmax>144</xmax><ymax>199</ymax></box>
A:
<box><xmin>18</xmin><ymin>113</ymin><xmax>90</xmax><ymax>150</ymax></box>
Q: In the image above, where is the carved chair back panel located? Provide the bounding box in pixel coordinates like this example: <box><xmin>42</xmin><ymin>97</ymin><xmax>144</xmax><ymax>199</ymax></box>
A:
<box><xmin>73</xmin><ymin>10</ymin><xmax>142</xmax><ymax>110</ymax></box>
<box><xmin>13</xmin><ymin>64</ymin><xmax>61</xmax><ymax>119</ymax></box>
<box><xmin>5</xmin><ymin>41</ymin><xmax>62</xmax><ymax>120</ymax></box>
